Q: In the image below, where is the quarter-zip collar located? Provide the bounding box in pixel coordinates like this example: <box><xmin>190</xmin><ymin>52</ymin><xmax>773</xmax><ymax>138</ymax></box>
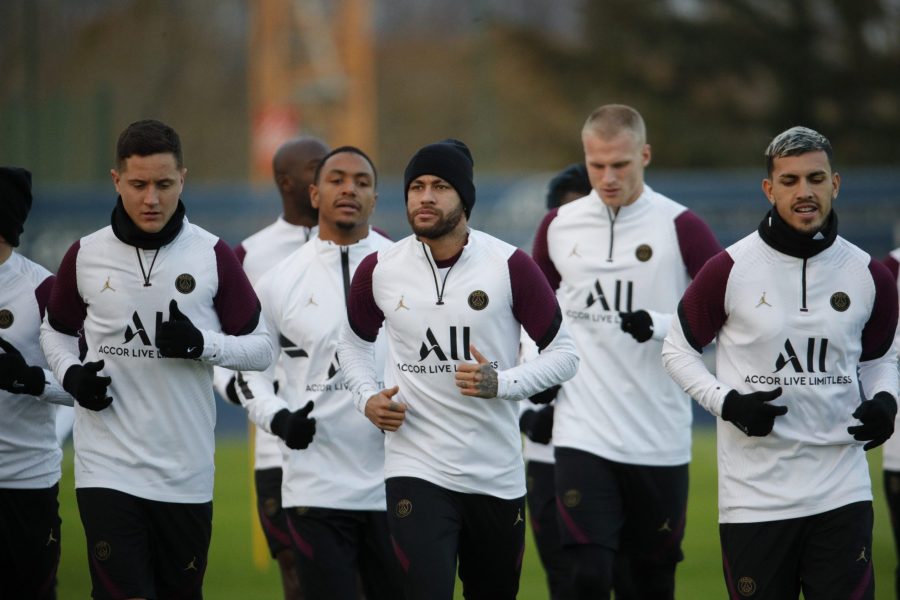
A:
<box><xmin>599</xmin><ymin>185</ymin><xmax>653</xmax><ymax>262</ymax></box>
<box><xmin>758</xmin><ymin>208</ymin><xmax>838</xmax><ymax>259</ymax></box>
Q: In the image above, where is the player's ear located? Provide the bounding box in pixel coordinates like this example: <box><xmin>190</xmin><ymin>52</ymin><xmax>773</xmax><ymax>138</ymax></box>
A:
<box><xmin>761</xmin><ymin>179</ymin><xmax>774</xmax><ymax>205</ymax></box>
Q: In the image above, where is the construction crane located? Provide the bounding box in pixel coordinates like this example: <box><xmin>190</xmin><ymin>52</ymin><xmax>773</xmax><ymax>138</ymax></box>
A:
<box><xmin>248</xmin><ymin>0</ymin><xmax>376</xmax><ymax>181</ymax></box>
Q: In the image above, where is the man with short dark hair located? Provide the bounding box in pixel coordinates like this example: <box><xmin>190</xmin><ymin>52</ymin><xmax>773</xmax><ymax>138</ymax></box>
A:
<box><xmin>339</xmin><ymin>139</ymin><xmax>579</xmax><ymax>600</ymax></box>
<box><xmin>40</xmin><ymin>119</ymin><xmax>274</xmax><ymax>599</ymax></box>
<box><xmin>663</xmin><ymin>125</ymin><xmax>898</xmax><ymax>599</ymax></box>
<box><xmin>238</xmin><ymin>146</ymin><xmax>401</xmax><ymax>600</ymax></box>
<box><xmin>0</xmin><ymin>166</ymin><xmax>73</xmax><ymax>599</ymax></box>
<box><xmin>214</xmin><ymin>135</ymin><xmax>328</xmax><ymax>600</ymax></box>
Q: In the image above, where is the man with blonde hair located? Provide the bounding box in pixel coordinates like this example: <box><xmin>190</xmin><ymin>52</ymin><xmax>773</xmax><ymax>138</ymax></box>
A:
<box><xmin>533</xmin><ymin>104</ymin><xmax>721</xmax><ymax>598</ymax></box>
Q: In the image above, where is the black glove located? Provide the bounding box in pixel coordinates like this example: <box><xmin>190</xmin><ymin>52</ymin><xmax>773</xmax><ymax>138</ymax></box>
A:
<box><xmin>156</xmin><ymin>299</ymin><xmax>203</xmax><ymax>359</ymax></box>
<box><xmin>271</xmin><ymin>401</ymin><xmax>316</xmax><ymax>450</ymax></box>
<box><xmin>848</xmin><ymin>391</ymin><xmax>897</xmax><ymax>451</ymax></box>
<box><xmin>0</xmin><ymin>337</ymin><xmax>46</xmax><ymax>396</ymax></box>
<box><xmin>63</xmin><ymin>360</ymin><xmax>112</xmax><ymax>411</ymax></box>
<box><xmin>519</xmin><ymin>405</ymin><xmax>554</xmax><ymax>444</ymax></box>
<box><xmin>223</xmin><ymin>375</ymin><xmax>241</xmax><ymax>405</ymax></box>
<box><xmin>619</xmin><ymin>310</ymin><xmax>653</xmax><ymax>343</ymax></box>
<box><xmin>529</xmin><ymin>384</ymin><xmax>560</xmax><ymax>405</ymax></box>
<box><xmin>721</xmin><ymin>387</ymin><xmax>786</xmax><ymax>436</ymax></box>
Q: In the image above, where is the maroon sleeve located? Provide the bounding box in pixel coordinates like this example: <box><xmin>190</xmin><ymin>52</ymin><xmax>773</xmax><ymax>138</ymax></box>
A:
<box><xmin>347</xmin><ymin>252</ymin><xmax>385</xmax><ymax>343</ymax></box>
<box><xmin>234</xmin><ymin>242</ymin><xmax>246</xmax><ymax>266</ymax></box>
<box><xmin>676</xmin><ymin>250</ymin><xmax>733</xmax><ymax>353</ymax></box>
<box><xmin>861</xmin><ymin>258</ymin><xmax>899</xmax><ymax>361</ymax></box>
<box><xmin>46</xmin><ymin>242</ymin><xmax>87</xmax><ymax>336</ymax></box>
<box><xmin>34</xmin><ymin>275</ymin><xmax>55</xmax><ymax>320</ymax></box>
<box><xmin>674</xmin><ymin>210</ymin><xmax>722</xmax><ymax>279</ymax></box>
<box><xmin>213</xmin><ymin>239</ymin><xmax>261</xmax><ymax>336</ymax></box>
<box><xmin>372</xmin><ymin>226</ymin><xmax>393</xmax><ymax>242</ymax></box>
<box><xmin>509</xmin><ymin>249</ymin><xmax>563</xmax><ymax>351</ymax></box>
<box><xmin>531</xmin><ymin>209</ymin><xmax>562</xmax><ymax>291</ymax></box>
<box><xmin>883</xmin><ymin>254</ymin><xmax>899</xmax><ymax>280</ymax></box>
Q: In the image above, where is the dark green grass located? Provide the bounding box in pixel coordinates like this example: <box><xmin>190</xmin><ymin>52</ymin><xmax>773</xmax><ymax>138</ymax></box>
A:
<box><xmin>55</xmin><ymin>429</ymin><xmax>896</xmax><ymax>599</ymax></box>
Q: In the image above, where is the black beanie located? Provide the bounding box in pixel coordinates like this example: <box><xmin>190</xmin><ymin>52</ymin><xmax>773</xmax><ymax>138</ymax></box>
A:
<box><xmin>0</xmin><ymin>167</ymin><xmax>33</xmax><ymax>247</ymax></box>
<box><xmin>403</xmin><ymin>139</ymin><xmax>476</xmax><ymax>218</ymax></box>
<box><xmin>546</xmin><ymin>163</ymin><xmax>592</xmax><ymax>209</ymax></box>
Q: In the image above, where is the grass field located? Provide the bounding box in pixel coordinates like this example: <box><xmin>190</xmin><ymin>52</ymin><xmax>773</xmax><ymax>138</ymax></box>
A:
<box><xmin>55</xmin><ymin>428</ymin><xmax>897</xmax><ymax>599</ymax></box>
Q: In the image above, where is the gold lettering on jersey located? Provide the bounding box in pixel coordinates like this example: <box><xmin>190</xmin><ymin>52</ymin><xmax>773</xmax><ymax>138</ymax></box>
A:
<box><xmin>830</xmin><ymin>291</ymin><xmax>850</xmax><ymax>312</ymax></box>
<box><xmin>467</xmin><ymin>290</ymin><xmax>488</xmax><ymax>311</ymax></box>
<box><xmin>635</xmin><ymin>244</ymin><xmax>653</xmax><ymax>262</ymax></box>
<box><xmin>175</xmin><ymin>273</ymin><xmax>196</xmax><ymax>294</ymax></box>
<box><xmin>562</xmin><ymin>489</ymin><xmax>581</xmax><ymax>508</ymax></box>
<box><xmin>101</xmin><ymin>277</ymin><xmax>116</xmax><ymax>293</ymax></box>
<box><xmin>755</xmin><ymin>292</ymin><xmax>772</xmax><ymax>308</ymax></box>
<box><xmin>94</xmin><ymin>541</ymin><xmax>111</xmax><ymax>562</ymax></box>
<box><xmin>395</xmin><ymin>499</ymin><xmax>412</xmax><ymax>518</ymax></box>
<box><xmin>0</xmin><ymin>309</ymin><xmax>13</xmax><ymax>328</ymax></box>
<box><xmin>737</xmin><ymin>576</ymin><xmax>756</xmax><ymax>596</ymax></box>
<box><xmin>395</xmin><ymin>296</ymin><xmax>409</xmax><ymax>311</ymax></box>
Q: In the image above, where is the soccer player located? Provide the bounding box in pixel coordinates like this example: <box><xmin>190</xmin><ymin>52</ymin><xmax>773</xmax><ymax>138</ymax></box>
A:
<box><xmin>881</xmin><ymin>248</ymin><xmax>900</xmax><ymax>598</ymax></box>
<box><xmin>519</xmin><ymin>162</ymin><xmax>591</xmax><ymax>600</ymax></box>
<box><xmin>338</xmin><ymin>138</ymin><xmax>579</xmax><ymax>600</ymax></box>
<box><xmin>0</xmin><ymin>166</ymin><xmax>73</xmax><ymax>599</ymax></box>
<box><xmin>214</xmin><ymin>135</ymin><xmax>328</xmax><ymax>600</ymax></box>
<box><xmin>532</xmin><ymin>104</ymin><xmax>722</xmax><ymax>598</ymax></box>
<box><xmin>663</xmin><ymin>126</ymin><xmax>898</xmax><ymax>599</ymax></box>
<box><xmin>40</xmin><ymin>119</ymin><xmax>274</xmax><ymax>599</ymax></box>
<box><xmin>235</xmin><ymin>146</ymin><xmax>400</xmax><ymax>600</ymax></box>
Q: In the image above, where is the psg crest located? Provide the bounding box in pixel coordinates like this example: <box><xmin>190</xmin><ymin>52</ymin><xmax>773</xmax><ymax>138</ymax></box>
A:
<box><xmin>0</xmin><ymin>309</ymin><xmax>13</xmax><ymax>329</ymax></box>
<box><xmin>467</xmin><ymin>290</ymin><xmax>489</xmax><ymax>311</ymax></box>
<box><xmin>635</xmin><ymin>244</ymin><xmax>653</xmax><ymax>262</ymax></box>
<box><xmin>175</xmin><ymin>273</ymin><xmax>196</xmax><ymax>294</ymax></box>
<box><xmin>830</xmin><ymin>291</ymin><xmax>850</xmax><ymax>312</ymax></box>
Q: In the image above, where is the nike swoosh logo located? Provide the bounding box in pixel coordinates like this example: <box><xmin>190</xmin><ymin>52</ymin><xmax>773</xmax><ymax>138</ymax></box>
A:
<box><xmin>186</xmin><ymin>347</ymin><xmax>197</xmax><ymax>354</ymax></box>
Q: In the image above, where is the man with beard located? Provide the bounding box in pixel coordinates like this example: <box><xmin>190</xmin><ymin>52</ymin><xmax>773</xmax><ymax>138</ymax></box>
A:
<box><xmin>214</xmin><ymin>135</ymin><xmax>328</xmax><ymax>600</ymax></box>
<box><xmin>338</xmin><ymin>139</ymin><xmax>579</xmax><ymax>600</ymax></box>
<box><xmin>663</xmin><ymin>126</ymin><xmax>898</xmax><ymax>599</ymax></box>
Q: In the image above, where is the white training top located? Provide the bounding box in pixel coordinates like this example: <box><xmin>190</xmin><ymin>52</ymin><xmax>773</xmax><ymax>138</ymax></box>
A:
<box><xmin>880</xmin><ymin>248</ymin><xmax>900</xmax><ymax>471</ymax></box>
<box><xmin>533</xmin><ymin>186</ymin><xmax>722</xmax><ymax>466</ymax></box>
<box><xmin>239</xmin><ymin>230</ymin><xmax>393</xmax><ymax>510</ymax></box>
<box><xmin>214</xmin><ymin>217</ymin><xmax>314</xmax><ymax>471</ymax></box>
<box><xmin>663</xmin><ymin>220</ymin><xmax>898</xmax><ymax>523</ymax></box>
<box><xmin>339</xmin><ymin>229</ymin><xmax>579</xmax><ymax>499</ymax></box>
<box><xmin>41</xmin><ymin>218</ymin><xmax>273</xmax><ymax>503</ymax></box>
<box><xmin>0</xmin><ymin>252</ymin><xmax>72</xmax><ymax>489</ymax></box>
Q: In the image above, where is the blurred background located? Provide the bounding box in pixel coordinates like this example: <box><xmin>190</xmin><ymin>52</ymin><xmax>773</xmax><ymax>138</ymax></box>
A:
<box><xmin>3</xmin><ymin>0</ymin><xmax>900</xmax><ymax>427</ymax></box>
<box><xmin>4</xmin><ymin>3</ymin><xmax>900</xmax><ymax>595</ymax></box>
